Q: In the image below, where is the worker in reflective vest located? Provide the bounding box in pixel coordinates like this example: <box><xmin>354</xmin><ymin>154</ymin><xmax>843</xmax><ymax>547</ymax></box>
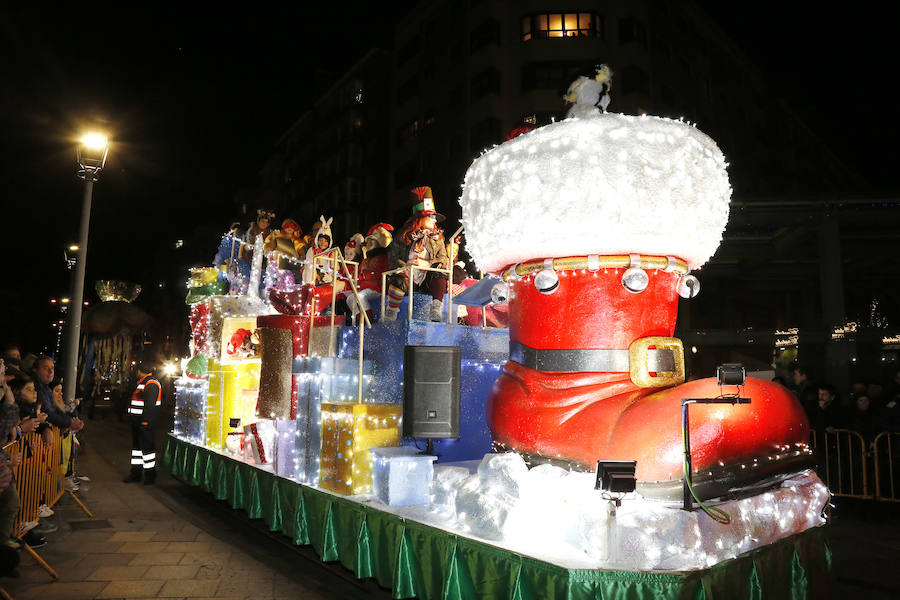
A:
<box><xmin>124</xmin><ymin>360</ymin><xmax>161</xmax><ymax>485</ymax></box>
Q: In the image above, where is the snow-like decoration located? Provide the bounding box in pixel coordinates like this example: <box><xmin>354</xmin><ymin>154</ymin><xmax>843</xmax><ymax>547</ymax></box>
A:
<box><xmin>417</xmin><ymin>453</ymin><xmax>830</xmax><ymax>571</ymax></box>
<box><xmin>459</xmin><ymin>113</ymin><xmax>732</xmax><ymax>273</ymax></box>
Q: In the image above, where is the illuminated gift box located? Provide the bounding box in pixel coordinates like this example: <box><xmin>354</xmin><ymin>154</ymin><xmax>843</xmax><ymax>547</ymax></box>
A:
<box><xmin>319</xmin><ymin>403</ymin><xmax>402</xmax><ymax>495</ymax></box>
<box><xmin>257</xmin><ymin>315</ymin><xmax>347</xmax><ymax>419</ymax></box>
<box><xmin>256</xmin><ymin>328</ymin><xmax>293</xmax><ymax>420</ymax></box>
<box><xmin>243</xmin><ymin>419</ymin><xmax>276</xmax><ymax>465</ymax></box>
<box><xmin>273</xmin><ymin>419</ymin><xmax>300</xmax><ymax>478</ymax></box>
<box><xmin>292</xmin><ymin>358</ymin><xmax>375</xmax><ymax>486</ymax></box>
<box><xmin>189</xmin><ymin>302</ymin><xmax>211</xmax><ymax>354</ymax></box>
<box><xmin>256</xmin><ymin>315</ymin><xmax>345</xmax><ymax>358</ymax></box>
<box><xmin>336</xmin><ymin>318</ymin><xmax>508</xmax><ymax>403</ymax></box>
<box><xmin>205</xmin><ymin>359</ymin><xmax>261</xmax><ymax>450</ymax></box>
<box><xmin>370</xmin><ymin>446</ymin><xmax>436</xmax><ymax>507</ymax></box>
<box><xmin>206</xmin><ymin>296</ymin><xmax>263</xmax><ymax>358</ymax></box>
<box><xmin>174</xmin><ymin>378</ymin><xmax>208</xmax><ymax>445</ymax></box>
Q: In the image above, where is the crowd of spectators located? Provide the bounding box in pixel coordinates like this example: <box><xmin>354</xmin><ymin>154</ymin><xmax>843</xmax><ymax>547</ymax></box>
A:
<box><xmin>790</xmin><ymin>364</ymin><xmax>900</xmax><ymax>444</ymax></box>
<box><xmin>0</xmin><ymin>343</ymin><xmax>87</xmax><ymax>577</ymax></box>
<box><xmin>787</xmin><ymin>363</ymin><xmax>900</xmax><ymax>497</ymax></box>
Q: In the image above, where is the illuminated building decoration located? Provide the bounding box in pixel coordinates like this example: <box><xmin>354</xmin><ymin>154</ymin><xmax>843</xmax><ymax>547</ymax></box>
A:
<box><xmin>831</xmin><ymin>321</ymin><xmax>858</xmax><ymax>340</ymax></box>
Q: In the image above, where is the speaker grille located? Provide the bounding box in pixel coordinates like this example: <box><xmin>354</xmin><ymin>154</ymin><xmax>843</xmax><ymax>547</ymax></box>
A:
<box><xmin>403</xmin><ymin>346</ymin><xmax>461</xmax><ymax>439</ymax></box>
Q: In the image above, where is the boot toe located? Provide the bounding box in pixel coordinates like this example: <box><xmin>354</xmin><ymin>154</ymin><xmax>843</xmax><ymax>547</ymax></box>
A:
<box><xmin>610</xmin><ymin>377</ymin><xmax>812</xmax><ymax>500</ymax></box>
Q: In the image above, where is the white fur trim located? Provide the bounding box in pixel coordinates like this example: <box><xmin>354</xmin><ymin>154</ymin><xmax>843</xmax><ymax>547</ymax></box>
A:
<box><xmin>458</xmin><ymin>112</ymin><xmax>732</xmax><ymax>273</ymax></box>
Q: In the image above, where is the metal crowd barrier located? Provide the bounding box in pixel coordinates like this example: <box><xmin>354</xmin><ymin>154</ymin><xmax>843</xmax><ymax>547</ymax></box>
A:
<box><xmin>3</xmin><ymin>428</ymin><xmax>92</xmax><ymax>580</ymax></box>
<box><xmin>874</xmin><ymin>431</ymin><xmax>900</xmax><ymax>502</ymax></box>
<box><xmin>809</xmin><ymin>429</ymin><xmax>869</xmax><ymax>498</ymax></box>
<box><xmin>810</xmin><ymin>428</ymin><xmax>900</xmax><ymax>502</ymax></box>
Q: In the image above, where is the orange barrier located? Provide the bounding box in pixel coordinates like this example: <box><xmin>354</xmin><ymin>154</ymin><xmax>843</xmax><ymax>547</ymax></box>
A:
<box><xmin>3</xmin><ymin>427</ymin><xmax>79</xmax><ymax>580</ymax></box>
<box><xmin>874</xmin><ymin>431</ymin><xmax>900</xmax><ymax>503</ymax></box>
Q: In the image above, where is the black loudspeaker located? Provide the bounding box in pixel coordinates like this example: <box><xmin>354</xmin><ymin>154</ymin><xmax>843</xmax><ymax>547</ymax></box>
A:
<box><xmin>403</xmin><ymin>345</ymin><xmax>461</xmax><ymax>439</ymax></box>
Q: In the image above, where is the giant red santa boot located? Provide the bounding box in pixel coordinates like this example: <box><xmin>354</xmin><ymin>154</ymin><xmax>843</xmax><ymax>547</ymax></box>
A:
<box><xmin>459</xmin><ymin>102</ymin><xmax>812</xmax><ymax>501</ymax></box>
<box><xmin>490</xmin><ymin>255</ymin><xmax>811</xmax><ymax>499</ymax></box>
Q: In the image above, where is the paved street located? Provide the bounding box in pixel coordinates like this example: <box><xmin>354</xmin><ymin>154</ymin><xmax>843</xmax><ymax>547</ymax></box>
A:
<box><xmin>2</xmin><ymin>415</ymin><xmax>390</xmax><ymax>600</ymax></box>
<box><xmin>2</xmin><ymin>412</ymin><xmax>899</xmax><ymax>599</ymax></box>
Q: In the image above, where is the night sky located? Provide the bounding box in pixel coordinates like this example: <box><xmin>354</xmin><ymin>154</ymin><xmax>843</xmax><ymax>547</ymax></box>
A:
<box><xmin>0</xmin><ymin>2</ymin><xmax>896</xmax><ymax>353</ymax></box>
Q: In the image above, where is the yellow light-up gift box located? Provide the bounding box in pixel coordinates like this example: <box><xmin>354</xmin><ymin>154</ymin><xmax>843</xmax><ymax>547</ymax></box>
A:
<box><xmin>205</xmin><ymin>358</ymin><xmax>261</xmax><ymax>450</ymax></box>
<box><xmin>319</xmin><ymin>403</ymin><xmax>402</xmax><ymax>495</ymax></box>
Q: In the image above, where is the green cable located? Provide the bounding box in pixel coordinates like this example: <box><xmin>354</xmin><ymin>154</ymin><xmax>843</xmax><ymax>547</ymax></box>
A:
<box><xmin>682</xmin><ymin>422</ymin><xmax>731</xmax><ymax>524</ymax></box>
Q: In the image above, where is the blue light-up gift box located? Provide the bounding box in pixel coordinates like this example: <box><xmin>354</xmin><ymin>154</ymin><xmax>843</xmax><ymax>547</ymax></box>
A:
<box><xmin>370</xmin><ymin>446</ymin><xmax>436</xmax><ymax>506</ymax></box>
<box><xmin>174</xmin><ymin>378</ymin><xmax>208</xmax><ymax>445</ymax></box>
<box><xmin>336</xmin><ymin>319</ymin><xmax>508</xmax><ymax>462</ymax></box>
<box><xmin>336</xmin><ymin>318</ymin><xmax>509</xmax><ymax>404</ymax></box>
<box><xmin>273</xmin><ymin>419</ymin><xmax>300</xmax><ymax>479</ymax></box>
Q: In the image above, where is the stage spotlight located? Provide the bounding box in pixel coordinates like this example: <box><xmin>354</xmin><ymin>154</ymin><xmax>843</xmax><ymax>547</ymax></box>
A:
<box><xmin>717</xmin><ymin>363</ymin><xmax>746</xmax><ymax>386</ymax></box>
<box><xmin>595</xmin><ymin>460</ymin><xmax>637</xmax><ymax>494</ymax></box>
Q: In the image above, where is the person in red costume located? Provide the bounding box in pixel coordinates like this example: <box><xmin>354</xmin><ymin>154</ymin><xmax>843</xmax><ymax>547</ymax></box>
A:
<box><xmin>343</xmin><ymin>223</ymin><xmax>395</xmax><ymax>323</ymax></box>
<box><xmin>459</xmin><ymin>86</ymin><xmax>812</xmax><ymax>501</ymax></box>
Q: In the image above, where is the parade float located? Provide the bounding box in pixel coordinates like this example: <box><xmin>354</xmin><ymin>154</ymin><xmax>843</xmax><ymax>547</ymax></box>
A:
<box><xmin>78</xmin><ymin>280</ymin><xmax>152</xmax><ymax>416</ymax></box>
<box><xmin>164</xmin><ymin>72</ymin><xmax>831</xmax><ymax>599</ymax></box>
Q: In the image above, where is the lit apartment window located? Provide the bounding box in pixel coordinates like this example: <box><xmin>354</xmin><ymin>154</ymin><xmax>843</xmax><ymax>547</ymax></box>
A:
<box><xmin>521</xmin><ymin>12</ymin><xmax>600</xmax><ymax>40</ymax></box>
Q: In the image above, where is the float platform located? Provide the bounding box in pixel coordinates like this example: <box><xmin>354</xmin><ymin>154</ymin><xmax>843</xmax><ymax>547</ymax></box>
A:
<box><xmin>164</xmin><ymin>434</ymin><xmax>833</xmax><ymax>600</ymax></box>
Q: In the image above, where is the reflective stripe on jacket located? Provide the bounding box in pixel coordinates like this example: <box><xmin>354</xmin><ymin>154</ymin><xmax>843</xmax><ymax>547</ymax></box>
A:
<box><xmin>128</xmin><ymin>374</ymin><xmax>161</xmax><ymax>418</ymax></box>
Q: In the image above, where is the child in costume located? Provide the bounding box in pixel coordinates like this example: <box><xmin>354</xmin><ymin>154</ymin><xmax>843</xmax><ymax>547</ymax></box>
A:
<box><xmin>264</xmin><ymin>218</ymin><xmax>306</xmax><ymax>263</ymax></box>
<box><xmin>345</xmin><ymin>222</ymin><xmax>394</xmax><ymax>322</ymax></box>
<box><xmin>239</xmin><ymin>209</ymin><xmax>275</xmax><ymax>262</ymax></box>
<box><xmin>301</xmin><ymin>216</ymin><xmax>334</xmax><ymax>285</ymax></box>
<box><xmin>384</xmin><ymin>187</ymin><xmax>448</xmax><ymax>322</ymax></box>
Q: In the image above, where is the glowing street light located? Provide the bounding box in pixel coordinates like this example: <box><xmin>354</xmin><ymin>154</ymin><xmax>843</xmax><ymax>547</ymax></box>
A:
<box><xmin>76</xmin><ymin>133</ymin><xmax>109</xmax><ymax>179</ymax></box>
<box><xmin>63</xmin><ymin>131</ymin><xmax>110</xmax><ymax>409</ymax></box>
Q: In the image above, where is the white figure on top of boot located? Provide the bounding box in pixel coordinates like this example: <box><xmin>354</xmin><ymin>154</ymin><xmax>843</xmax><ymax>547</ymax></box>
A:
<box><xmin>564</xmin><ymin>63</ymin><xmax>612</xmax><ymax>118</ymax></box>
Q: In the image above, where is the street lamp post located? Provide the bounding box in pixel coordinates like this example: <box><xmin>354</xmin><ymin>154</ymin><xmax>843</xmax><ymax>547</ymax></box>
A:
<box><xmin>62</xmin><ymin>133</ymin><xmax>109</xmax><ymax>407</ymax></box>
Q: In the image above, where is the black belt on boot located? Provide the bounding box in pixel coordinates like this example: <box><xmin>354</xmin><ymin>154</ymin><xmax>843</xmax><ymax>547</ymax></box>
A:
<box><xmin>509</xmin><ymin>338</ymin><xmax>685</xmax><ymax>387</ymax></box>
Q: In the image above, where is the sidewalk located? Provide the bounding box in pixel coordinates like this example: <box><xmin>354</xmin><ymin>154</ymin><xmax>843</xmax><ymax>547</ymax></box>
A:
<box><xmin>1</xmin><ymin>416</ymin><xmax>388</xmax><ymax>600</ymax></box>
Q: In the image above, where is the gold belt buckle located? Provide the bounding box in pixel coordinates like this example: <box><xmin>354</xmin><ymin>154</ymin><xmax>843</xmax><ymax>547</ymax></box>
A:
<box><xmin>629</xmin><ymin>336</ymin><xmax>685</xmax><ymax>388</ymax></box>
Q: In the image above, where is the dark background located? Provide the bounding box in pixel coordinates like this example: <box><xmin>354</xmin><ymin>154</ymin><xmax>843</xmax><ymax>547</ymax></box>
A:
<box><xmin>0</xmin><ymin>2</ymin><xmax>896</xmax><ymax>355</ymax></box>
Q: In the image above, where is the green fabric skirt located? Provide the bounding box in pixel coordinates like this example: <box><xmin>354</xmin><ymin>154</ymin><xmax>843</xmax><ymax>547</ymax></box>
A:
<box><xmin>164</xmin><ymin>434</ymin><xmax>833</xmax><ymax>600</ymax></box>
